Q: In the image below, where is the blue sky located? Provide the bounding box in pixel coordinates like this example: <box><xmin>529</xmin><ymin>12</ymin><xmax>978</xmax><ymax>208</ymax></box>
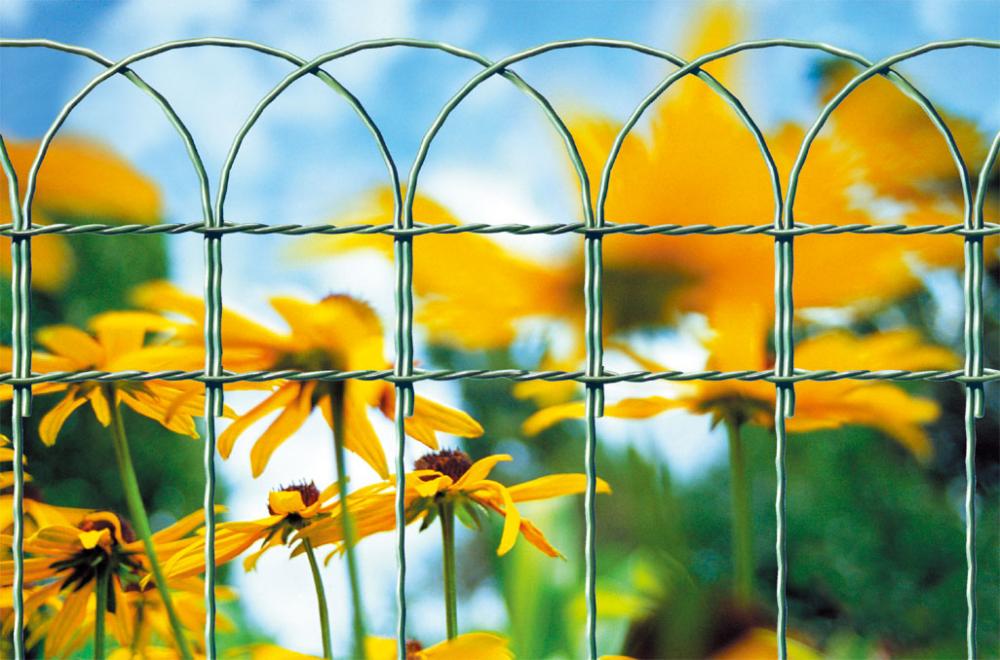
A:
<box><xmin>3</xmin><ymin>0</ymin><xmax>999</xmax><ymax>654</ymax></box>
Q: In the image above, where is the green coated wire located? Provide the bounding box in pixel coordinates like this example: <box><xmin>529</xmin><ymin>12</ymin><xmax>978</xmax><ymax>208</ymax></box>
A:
<box><xmin>963</xmin><ymin>131</ymin><xmax>997</xmax><ymax>659</ymax></box>
<box><xmin>1</xmin><ymin>134</ymin><xmax>28</xmax><ymax>660</ymax></box>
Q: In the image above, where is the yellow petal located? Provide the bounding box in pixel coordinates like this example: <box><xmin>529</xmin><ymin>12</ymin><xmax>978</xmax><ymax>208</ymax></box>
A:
<box><xmin>78</xmin><ymin>529</ymin><xmax>108</xmax><ymax>550</ymax></box>
<box><xmin>0</xmin><ymin>233</ymin><xmax>74</xmax><ymax>293</ymax></box>
<box><xmin>250</xmin><ymin>381</ymin><xmax>315</xmax><ymax>478</ymax></box>
<box><xmin>3</xmin><ymin>137</ymin><xmax>160</xmax><ymax>225</ymax></box>
<box><xmin>507</xmin><ymin>474</ymin><xmax>611</xmax><ymax>503</ymax></box>
<box><xmin>44</xmin><ymin>580</ymin><xmax>92</xmax><ymax>657</ymax></box>
<box><xmin>218</xmin><ymin>382</ymin><xmax>300</xmax><ymax>459</ymax></box>
<box><xmin>524</xmin><ymin>395</ymin><xmax>685</xmax><ymax>436</ymax></box>
<box><xmin>410</xmin><ymin>394</ymin><xmax>484</xmax><ymax>438</ymax></box>
<box><xmin>517</xmin><ymin>516</ymin><xmax>564</xmax><ymax>558</ymax></box>
<box><xmin>453</xmin><ymin>454</ymin><xmax>512</xmax><ymax>490</ymax></box>
<box><xmin>322</xmin><ymin>387</ymin><xmax>389</xmax><ymax>479</ymax></box>
<box><xmin>89</xmin><ymin>310</ymin><xmax>175</xmax><ymax>360</ymax></box>
<box><xmin>522</xmin><ymin>401</ymin><xmax>586</xmax><ymax>436</ymax></box>
<box><xmin>422</xmin><ymin>632</ymin><xmax>513</xmax><ymax>660</ymax></box>
<box><xmin>86</xmin><ymin>386</ymin><xmax>112</xmax><ymax>427</ymax></box>
<box><xmin>35</xmin><ymin>325</ymin><xmax>104</xmax><ymax>366</ymax></box>
<box><xmin>38</xmin><ymin>390</ymin><xmax>88</xmax><ymax>446</ymax></box>
<box><xmin>267</xmin><ymin>490</ymin><xmax>306</xmax><ymax>515</ymax></box>
<box><xmin>477</xmin><ymin>481</ymin><xmax>521</xmax><ymax>556</ymax></box>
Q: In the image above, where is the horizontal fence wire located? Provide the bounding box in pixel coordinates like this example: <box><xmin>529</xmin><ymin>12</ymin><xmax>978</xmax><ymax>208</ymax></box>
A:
<box><xmin>3</xmin><ymin>33</ymin><xmax>998</xmax><ymax>660</ymax></box>
<box><xmin>1</xmin><ymin>368</ymin><xmax>998</xmax><ymax>386</ymax></box>
<box><xmin>3</xmin><ymin>220</ymin><xmax>999</xmax><ymax>237</ymax></box>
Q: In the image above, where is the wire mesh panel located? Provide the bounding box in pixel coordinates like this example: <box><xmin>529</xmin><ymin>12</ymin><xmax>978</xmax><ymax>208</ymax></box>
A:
<box><xmin>2</xmin><ymin>36</ymin><xmax>999</xmax><ymax>660</ymax></box>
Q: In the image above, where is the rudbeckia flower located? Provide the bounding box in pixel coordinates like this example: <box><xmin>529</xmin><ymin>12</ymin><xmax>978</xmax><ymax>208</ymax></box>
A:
<box><xmin>525</xmin><ymin>303</ymin><xmax>959</xmax><ymax>460</ymax></box>
<box><xmin>159</xmin><ymin>480</ymin><xmax>343</xmax><ymax>580</ymax></box>
<box><xmin>0</xmin><ymin>311</ymin><xmax>211</xmax><ymax>444</ymax></box>
<box><xmin>300</xmin><ymin>450</ymin><xmax>611</xmax><ymax>558</ymax></box>
<box><xmin>366</xmin><ymin>632</ymin><xmax>513</xmax><ymax>660</ymax></box>
<box><xmin>711</xmin><ymin>627</ymin><xmax>819</xmax><ymax>660</ymax></box>
<box><xmin>0</xmin><ymin>508</ymin><xmax>209</xmax><ymax>657</ymax></box>
<box><xmin>1</xmin><ymin>137</ymin><xmax>161</xmax><ymax>293</ymax></box>
<box><xmin>131</xmin><ymin>281</ymin><xmax>484</xmax><ymax>478</ymax></box>
<box><xmin>300</xmin><ymin>4</ymin><xmax>988</xmax><ymax>380</ymax></box>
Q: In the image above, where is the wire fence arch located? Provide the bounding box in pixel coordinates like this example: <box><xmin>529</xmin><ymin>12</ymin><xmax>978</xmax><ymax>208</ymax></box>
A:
<box><xmin>2</xmin><ymin>34</ymin><xmax>998</xmax><ymax>660</ymax></box>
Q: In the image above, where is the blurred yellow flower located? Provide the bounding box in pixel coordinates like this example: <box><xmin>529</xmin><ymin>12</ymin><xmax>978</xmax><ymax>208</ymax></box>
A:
<box><xmin>1</xmin><ymin>137</ymin><xmax>161</xmax><ymax>293</ymax></box>
<box><xmin>0</xmin><ymin>312</ymin><xmax>211</xmax><ymax>444</ymax></box>
<box><xmin>301</xmin><ymin>449</ymin><xmax>611</xmax><ymax>558</ymax></box>
<box><xmin>711</xmin><ymin>627</ymin><xmax>820</xmax><ymax>660</ymax></box>
<box><xmin>525</xmin><ymin>303</ymin><xmax>959</xmax><ymax>460</ymax></box>
<box><xmin>302</xmin><ymin>4</ymin><xmax>985</xmax><ymax>368</ymax></box>
<box><xmin>366</xmin><ymin>632</ymin><xmax>513</xmax><ymax>660</ymax></box>
<box><xmin>132</xmin><ymin>281</ymin><xmax>484</xmax><ymax>479</ymax></box>
<box><xmin>223</xmin><ymin>644</ymin><xmax>320</xmax><ymax>659</ymax></box>
<box><xmin>295</xmin><ymin>191</ymin><xmax>577</xmax><ymax>351</ymax></box>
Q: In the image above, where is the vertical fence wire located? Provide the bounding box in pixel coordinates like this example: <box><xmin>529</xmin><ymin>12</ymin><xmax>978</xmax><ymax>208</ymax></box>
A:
<box><xmin>395</xmin><ymin>196</ymin><xmax>415</xmax><ymax>660</ymax></box>
<box><xmin>583</xmin><ymin>228</ymin><xmax>604</xmax><ymax>660</ymax></box>
<box><xmin>964</xmin><ymin>132</ymin><xmax>997</xmax><ymax>659</ymax></box>
<box><xmin>1</xmin><ymin>135</ymin><xmax>29</xmax><ymax>660</ymax></box>
<box><xmin>203</xmin><ymin>222</ymin><xmax>223</xmax><ymax>658</ymax></box>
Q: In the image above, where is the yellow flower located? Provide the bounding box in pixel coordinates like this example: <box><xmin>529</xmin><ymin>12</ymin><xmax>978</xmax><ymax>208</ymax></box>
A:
<box><xmin>1</xmin><ymin>137</ymin><xmax>161</xmax><ymax>293</ymax></box>
<box><xmin>0</xmin><ymin>509</ymin><xmax>209</xmax><ymax>658</ymax></box>
<box><xmin>295</xmin><ymin>190</ymin><xmax>578</xmax><ymax>351</ymax></box>
<box><xmin>302</xmin><ymin>5</ymin><xmax>984</xmax><ymax>364</ymax></box>
<box><xmin>159</xmin><ymin>480</ymin><xmax>344</xmax><ymax>581</ymax></box>
<box><xmin>132</xmin><ymin>281</ymin><xmax>484</xmax><ymax>478</ymax></box>
<box><xmin>119</xmin><ymin>578</ymin><xmax>235</xmax><ymax>658</ymax></box>
<box><xmin>710</xmin><ymin>627</ymin><xmax>819</xmax><ymax>660</ymax></box>
<box><xmin>300</xmin><ymin>450</ymin><xmax>611</xmax><ymax>558</ymax></box>
<box><xmin>223</xmin><ymin>644</ymin><xmax>320</xmax><ymax>659</ymax></box>
<box><xmin>0</xmin><ymin>311</ymin><xmax>211</xmax><ymax>444</ymax></box>
<box><xmin>525</xmin><ymin>303</ymin><xmax>959</xmax><ymax>460</ymax></box>
<box><xmin>366</xmin><ymin>632</ymin><xmax>513</xmax><ymax>660</ymax></box>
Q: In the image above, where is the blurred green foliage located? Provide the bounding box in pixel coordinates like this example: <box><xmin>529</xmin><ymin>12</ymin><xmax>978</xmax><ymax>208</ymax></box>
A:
<box><xmin>438</xmin><ymin>340</ymin><xmax>998</xmax><ymax>658</ymax></box>
<box><xmin>2</xmin><ymin>211</ymin><xmax>208</xmax><ymax>526</ymax></box>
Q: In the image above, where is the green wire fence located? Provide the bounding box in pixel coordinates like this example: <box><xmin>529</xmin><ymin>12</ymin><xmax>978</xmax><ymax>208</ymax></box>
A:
<box><xmin>2</xmin><ymin>36</ymin><xmax>999</xmax><ymax>660</ymax></box>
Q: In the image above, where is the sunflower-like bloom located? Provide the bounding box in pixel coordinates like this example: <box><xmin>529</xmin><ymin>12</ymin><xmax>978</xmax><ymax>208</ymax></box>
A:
<box><xmin>525</xmin><ymin>303</ymin><xmax>959</xmax><ymax>460</ymax></box>
<box><xmin>1</xmin><ymin>137</ymin><xmax>161</xmax><ymax>293</ymax></box>
<box><xmin>299</xmin><ymin>5</ymin><xmax>991</xmax><ymax>375</ymax></box>
<box><xmin>300</xmin><ymin>450</ymin><xmax>611</xmax><ymax>558</ymax></box>
<box><xmin>711</xmin><ymin>627</ymin><xmax>819</xmax><ymax>660</ymax></box>
<box><xmin>366</xmin><ymin>632</ymin><xmax>513</xmax><ymax>660</ymax></box>
<box><xmin>131</xmin><ymin>281</ymin><xmax>484</xmax><ymax>478</ymax></box>
<box><xmin>0</xmin><ymin>311</ymin><xmax>212</xmax><ymax>444</ymax></box>
<box><xmin>0</xmin><ymin>508</ymin><xmax>209</xmax><ymax>657</ymax></box>
<box><xmin>159</xmin><ymin>480</ymin><xmax>346</xmax><ymax>581</ymax></box>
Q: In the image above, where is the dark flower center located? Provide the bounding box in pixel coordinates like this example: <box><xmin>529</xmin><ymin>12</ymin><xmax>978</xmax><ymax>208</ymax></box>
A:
<box><xmin>79</xmin><ymin>512</ymin><xmax>136</xmax><ymax>544</ymax></box>
<box><xmin>268</xmin><ymin>480</ymin><xmax>321</xmax><ymax>514</ymax></box>
<box><xmin>405</xmin><ymin>640</ymin><xmax>423</xmax><ymax>658</ymax></box>
<box><xmin>414</xmin><ymin>449</ymin><xmax>473</xmax><ymax>481</ymax></box>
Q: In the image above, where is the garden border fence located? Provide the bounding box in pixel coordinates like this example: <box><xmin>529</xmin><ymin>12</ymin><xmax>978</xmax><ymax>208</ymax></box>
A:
<box><xmin>2</xmin><ymin>36</ymin><xmax>998</xmax><ymax>660</ymax></box>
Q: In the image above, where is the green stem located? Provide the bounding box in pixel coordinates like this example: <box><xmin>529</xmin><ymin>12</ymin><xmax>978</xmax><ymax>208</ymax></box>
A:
<box><xmin>725</xmin><ymin>417</ymin><xmax>754</xmax><ymax>605</ymax></box>
<box><xmin>329</xmin><ymin>382</ymin><xmax>367</xmax><ymax>659</ymax></box>
<box><xmin>439</xmin><ymin>500</ymin><xmax>458</xmax><ymax>640</ymax></box>
<box><xmin>107</xmin><ymin>395</ymin><xmax>193</xmax><ymax>660</ymax></box>
<box><xmin>94</xmin><ymin>565</ymin><xmax>109</xmax><ymax>659</ymax></box>
<box><xmin>303</xmin><ymin>539</ymin><xmax>333</xmax><ymax>659</ymax></box>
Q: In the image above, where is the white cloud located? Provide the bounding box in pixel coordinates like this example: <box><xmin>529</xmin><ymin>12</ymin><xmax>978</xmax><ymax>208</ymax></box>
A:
<box><xmin>0</xmin><ymin>0</ymin><xmax>28</xmax><ymax>28</ymax></box>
